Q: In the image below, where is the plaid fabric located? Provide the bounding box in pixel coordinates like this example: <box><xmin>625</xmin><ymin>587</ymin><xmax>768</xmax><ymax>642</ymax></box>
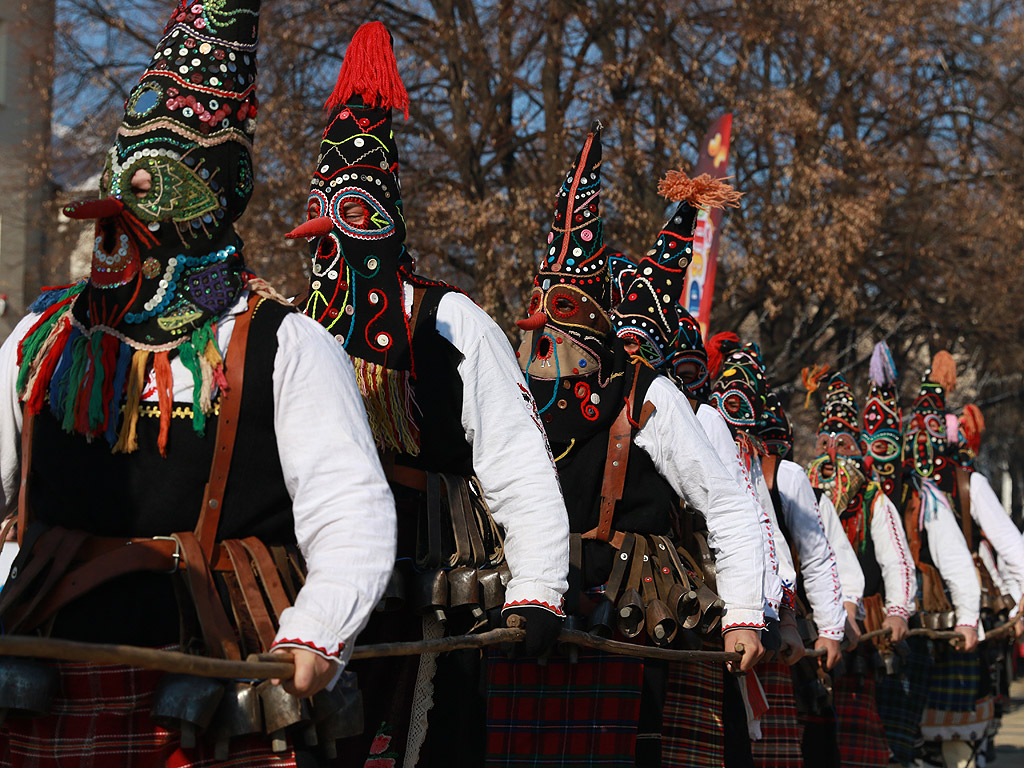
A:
<box><xmin>662</xmin><ymin>660</ymin><xmax>724</xmax><ymax>768</ymax></box>
<box><xmin>0</xmin><ymin>658</ymin><xmax>299</xmax><ymax>768</ymax></box>
<box><xmin>833</xmin><ymin>671</ymin><xmax>889</xmax><ymax>767</ymax></box>
<box><xmin>875</xmin><ymin>638</ymin><xmax>931</xmax><ymax>764</ymax></box>
<box><xmin>925</xmin><ymin>651</ymin><xmax>980</xmax><ymax>713</ymax></box>
<box><xmin>485</xmin><ymin>650</ymin><xmax>644</xmax><ymax>767</ymax></box>
<box><xmin>751</xmin><ymin>659</ymin><xmax>803</xmax><ymax>768</ymax></box>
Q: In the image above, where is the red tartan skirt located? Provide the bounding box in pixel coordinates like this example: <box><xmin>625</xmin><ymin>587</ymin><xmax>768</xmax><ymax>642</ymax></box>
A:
<box><xmin>0</xmin><ymin>658</ymin><xmax>299</xmax><ymax>768</ymax></box>
<box><xmin>662</xmin><ymin>660</ymin><xmax>724</xmax><ymax>768</ymax></box>
<box><xmin>486</xmin><ymin>650</ymin><xmax>644</xmax><ymax>767</ymax></box>
<box><xmin>752</xmin><ymin>659</ymin><xmax>803</xmax><ymax>768</ymax></box>
<box><xmin>833</xmin><ymin>672</ymin><xmax>889</xmax><ymax>768</ymax></box>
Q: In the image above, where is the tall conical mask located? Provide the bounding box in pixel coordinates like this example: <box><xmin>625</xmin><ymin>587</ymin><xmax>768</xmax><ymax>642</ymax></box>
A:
<box><xmin>612</xmin><ymin>169</ymin><xmax>739</xmax><ymax>402</ymax></box>
<box><xmin>902</xmin><ymin>351</ymin><xmax>956</xmax><ymax>485</ymax></box>
<box><xmin>860</xmin><ymin>341</ymin><xmax>902</xmax><ymax>498</ymax></box>
<box><xmin>292</xmin><ymin>21</ymin><xmax>416</xmax><ymax>454</ymax></box>
<box><xmin>806</xmin><ymin>372</ymin><xmax>866</xmax><ymax>511</ymax></box>
<box><xmin>759</xmin><ymin>386</ymin><xmax>793</xmax><ymax>459</ymax></box>
<box><xmin>65</xmin><ymin>0</ymin><xmax>261</xmax><ymax>349</ymax></box>
<box><xmin>518</xmin><ymin>123</ymin><xmax>627</xmax><ymax>443</ymax></box>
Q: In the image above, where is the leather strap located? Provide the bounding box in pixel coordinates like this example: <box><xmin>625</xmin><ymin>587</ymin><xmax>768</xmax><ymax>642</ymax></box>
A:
<box><xmin>625</xmin><ymin>535</ymin><xmax>648</xmax><ymax>594</ymax></box>
<box><xmin>604</xmin><ymin>532</ymin><xmax>636</xmax><ymax>603</ymax></box>
<box><xmin>589</xmin><ymin>411</ymin><xmax>632</xmax><ymax>542</ymax></box>
<box><xmin>174</xmin><ymin>532</ymin><xmax>241</xmax><ymax>660</ymax></box>
<box><xmin>385</xmin><ymin>463</ymin><xmax>429</xmax><ymax>493</ymax></box>
<box><xmin>649</xmin><ymin>537</ymin><xmax>679</xmax><ymax>601</ymax></box>
<box><xmin>0</xmin><ymin>528</ymin><xmax>85</xmax><ymax>630</ymax></box>
<box><xmin>956</xmin><ymin>467</ymin><xmax>973</xmax><ymax>551</ymax></box>
<box><xmin>639</xmin><ymin>543</ymin><xmax>658</xmax><ymax>605</ymax></box>
<box><xmin>457</xmin><ymin>478</ymin><xmax>487</xmax><ymax>566</ymax></box>
<box><xmin>16</xmin><ymin>409</ymin><xmax>34</xmax><ymax>547</ymax></box>
<box><xmin>16</xmin><ymin>539</ymin><xmax>182</xmax><ymax>632</ymax></box>
<box><xmin>904</xmin><ymin>490</ymin><xmax>923</xmax><ymax>566</ymax></box>
<box><xmin>762</xmin><ymin>454</ymin><xmax>778</xmax><ymax>490</ymax></box>
<box><xmin>223</xmin><ymin>539</ymin><xmax>276</xmax><ymax>652</ymax></box>
<box><xmin>445</xmin><ymin>473</ymin><xmax>474</xmax><ymax>567</ymax></box>
<box><xmin>241</xmin><ymin>537</ymin><xmax>292</xmax><ymax>622</ymax></box>
<box><xmin>195</xmin><ymin>294</ymin><xmax>259</xmax><ymax>561</ymax></box>
<box><xmin>270</xmin><ymin>545</ymin><xmax>300</xmax><ymax>603</ymax></box>
<box><xmin>418</xmin><ymin>473</ymin><xmax>445</xmax><ymax>569</ymax></box>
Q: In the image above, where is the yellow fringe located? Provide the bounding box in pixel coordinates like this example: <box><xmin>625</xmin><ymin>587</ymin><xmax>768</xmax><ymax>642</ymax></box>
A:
<box><xmin>353</xmin><ymin>357</ymin><xmax>420</xmax><ymax>456</ymax></box>
<box><xmin>801</xmin><ymin>363</ymin><xmax>830</xmax><ymax>409</ymax></box>
<box><xmin>113</xmin><ymin>349</ymin><xmax>150</xmax><ymax>454</ymax></box>
<box><xmin>203</xmin><ymin>338</ymin><xmax>223</xmax><ymax>370</ymax></box>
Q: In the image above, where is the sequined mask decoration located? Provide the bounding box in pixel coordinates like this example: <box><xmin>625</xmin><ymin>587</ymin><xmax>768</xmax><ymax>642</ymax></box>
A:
<box><xmin>66</xmin><ymin>0</ymin><xmax>260</xmax><ymax>349</ymax></box>
<box><xmin>759</xmin><ymin>387</ymin><xmax>794</xmax><ymax>459</ymax></box>
<box><xmin>807</xmin><ymin>373</ymin><xmax>867</xmax><ymax>512</ymax></box>
<box><xmin>710</xmin><ymin>344</ymin><xmax>767</xmax><ymax>435</ymax></box>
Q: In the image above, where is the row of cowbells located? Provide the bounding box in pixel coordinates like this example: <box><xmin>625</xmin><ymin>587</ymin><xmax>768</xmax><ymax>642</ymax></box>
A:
<box><xmin>150</xmin><ymin>670</ymin><xmax>363</xmax><ymax>758</ymax></box>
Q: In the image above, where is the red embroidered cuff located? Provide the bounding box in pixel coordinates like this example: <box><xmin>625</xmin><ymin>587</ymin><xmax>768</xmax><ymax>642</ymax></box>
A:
<box><xmin>502</xmin><ymin>599</ymin><xmax>565</xmax><ymax>618</ymax></box>
<box><xmin>270</xmin><ymin>638</ymin><xmax>345</xmax><ymax>659</ymax></box>
<box><xmin>722</xmin><ymin>621</ymin><xmax>766</xmax><ymax>632</ymax></box>
<box><xmin>886</xmin><ymin>606</ymin><xmax>911</xmax><ymax>621</ymax></box>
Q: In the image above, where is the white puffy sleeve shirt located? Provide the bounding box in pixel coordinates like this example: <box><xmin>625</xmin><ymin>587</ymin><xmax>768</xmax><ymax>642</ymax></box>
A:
<box><xmin>869</xmin><ymin>492</ymin><xmax>917</xmax><ymax>620</ymax></box>
<box><xmin>813</xmin><ymin>493</ymin><xmax>865</xmax><ymax>609</ymax></box>
<box><xmin>635</xmin><ymin>378</ymin><xmax>765</xmax><ymax>630</ymax></box>
<box><xmin>775</xmin><ymin>460</ymin><xmax>847</xmax><ymax>639</ymax></box>
<box><xmin>420</xmin><ymin>287</ymin><xmax>570</xmax><ymax>615</ymax></box>
<box><xmin>1</xmin><ymin>294</ymin><xmax>398</xmax><ymax>669</ymax></box>
<box><xmin>754</xmin><ymin>460</ymin><xmax>798</xmax><ymax>610</ymax></box>
<box><xmin>696</xmin><ymin>403</ymin><xmax>780</xmax><ymax>621</ymax></box>
<box><xmin>921</xmin><ymin>481</ymin><xmax>980</xmax><ymax>629</ymax></box>
<box><xmin>970</xmin><ymin>472</ymin><xmax>1024</xmax><ymax>604</ymax></box>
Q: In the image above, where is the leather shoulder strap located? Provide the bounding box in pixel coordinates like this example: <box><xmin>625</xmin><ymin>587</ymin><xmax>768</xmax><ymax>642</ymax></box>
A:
<box><xmin>16</xmin><ymin>408</ymin><xmax>35</xmax><ymax>546</ymax></box>
<box><xmin>956</xmin><ymin>467</ymin><xmax>973</xmax><ymax>551</ymax></box>
<box><xmin>195</xmin><ymin>294</ymin><xmax>260</xmax><ymax>560</ymax></box>
<box><xmin>761</xmin><ymin>454</ymin><xmax>779</xmax><ymax>491</ymax></box>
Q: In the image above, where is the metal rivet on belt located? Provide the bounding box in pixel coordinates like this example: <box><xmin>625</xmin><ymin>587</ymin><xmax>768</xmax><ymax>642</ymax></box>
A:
<box><xmin>612</xmin><ymin>460</ymin><xmax>619</xmax><ymax>467</ymax></box>
<box><xmin>8</xmin><ymin>566</ymin><xmax>16</xmax><ymax>579</ymax></box>
<box><xmin>209</xmin><ymin>499</ymin><xmax>219</xmax><ymax>508</ymax></box>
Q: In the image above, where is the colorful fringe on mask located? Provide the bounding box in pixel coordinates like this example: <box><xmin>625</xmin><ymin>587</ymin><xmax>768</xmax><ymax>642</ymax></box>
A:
<box><xmin>16</xmin><ymin>283</ymin><xmax>229</xmax><ymax>454</ymax></box>
<box><xmin>840</xmin><ymin>482</ymin><xmax>879</xmax><ymax>553</ymax></box>
<box><xmin>352</xmin><ymin>357</ymin><xmax>420</xmax><ymax>455</ymax></box>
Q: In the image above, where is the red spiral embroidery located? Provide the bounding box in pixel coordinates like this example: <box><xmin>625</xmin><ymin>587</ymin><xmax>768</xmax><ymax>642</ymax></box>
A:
<box><xmin>575</xmin><ymin>381</ymin><xmax>599</xmax><ymax>421</ymax></box>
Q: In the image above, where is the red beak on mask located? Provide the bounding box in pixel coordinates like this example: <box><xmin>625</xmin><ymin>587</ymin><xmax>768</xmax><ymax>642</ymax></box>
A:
<box><xmin>286</xmin><ymin>216</ymin><xmax>334</xmax><ymax>240</ymax></box>
<box><xmin>63</xmin><ymin>197</ymin><xmax>125</xmax><ymax>220</ymax></box>
<box><xmin>516</xmin><ymin>311</ymin><xmax>548</xmax><ymax>331</ymax></box>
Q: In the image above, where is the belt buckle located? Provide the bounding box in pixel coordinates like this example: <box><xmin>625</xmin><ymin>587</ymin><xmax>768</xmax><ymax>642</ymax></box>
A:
<box><xmin>149</xmin><ymin>536</ymin><xmax>182</xmax><ymax>574</ymax></box>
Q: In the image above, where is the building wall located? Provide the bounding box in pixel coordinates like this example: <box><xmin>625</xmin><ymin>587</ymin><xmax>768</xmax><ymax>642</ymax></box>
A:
<box><xmin>0</xmin><ymin>0</ymin><xmax>55</xmax><ymax>341</ymax></box>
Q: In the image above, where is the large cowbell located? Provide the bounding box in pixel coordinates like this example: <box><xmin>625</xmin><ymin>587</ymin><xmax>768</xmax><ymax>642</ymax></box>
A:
<box><xmin>67</xmin><ymin>0</ymin><xmax>261</xmax><ymax>345</ymax></box>
<box><xmin>300</xmin><ymin>99</ymin><xmax>408</xmax><ymax>364</ymax></box>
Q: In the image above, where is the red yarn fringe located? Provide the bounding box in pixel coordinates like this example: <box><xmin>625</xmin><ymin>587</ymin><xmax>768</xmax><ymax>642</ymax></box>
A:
<box><xmin>961</xmin><ymin>403</ymin><xmax>985</xmax><ymax>454</ymax></box>
<box><xmin>25</xmin><ymin>320</ymin><xmax>72</xmax><ymax>417</ymax></box>
<box><xmin>325</xmin><ymin>21</ymin><xmax>409</xmax><ymax>119</ymax></box>
<box><xmin>154</xmin><ymin>351</ymin><xmax>173</xmax><ymax>458</ymax></box>
<box><xmin>707</xmin><ymin>332</ymin><xmax>740</xmax><ymax>378</ymax></box>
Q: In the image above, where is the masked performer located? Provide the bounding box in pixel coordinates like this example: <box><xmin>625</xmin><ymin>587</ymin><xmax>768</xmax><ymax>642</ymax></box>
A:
<box><xmin>804</xmin><ymin>364</ymin><xmax>917</xmax><ymax>768</ymax></box>
<box><xmin>0</xmin><ymin>2</ymin><xmax>397</xmax><ymax>765</ymax></box>
<box><xmin>611</xmin><ymin>171</ymin><xmax>775</xmax><ymax>768</ymax></box>
<box><xmin>289</xmin><ymin>22</ymin><xmax>569</xmax><ymax>768</ymax></box>
<box><xmin>495</xmin><ymin>125</ymin><xmax>765</xmax><ymax>768</ymax></box>
<box><xmin>894</xmin><ymin>352</ymin><xmax>983</xmax><ymax>767</ymax></box>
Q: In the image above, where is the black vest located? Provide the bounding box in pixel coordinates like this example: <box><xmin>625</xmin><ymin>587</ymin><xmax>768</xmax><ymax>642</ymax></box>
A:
<box><xmin>551</xmin><ymin>364</ymin><xmax>678</xmax><ymax>587</ymax></box>
<box><xmin>24</xmin><ymin>299</ymin><xmax>294</xmax><ymax>644</ymax></box>
<box><xmin>396</xmin><ymin>284</ymin><xmax>473</xmax><ymax>477</ymax></box>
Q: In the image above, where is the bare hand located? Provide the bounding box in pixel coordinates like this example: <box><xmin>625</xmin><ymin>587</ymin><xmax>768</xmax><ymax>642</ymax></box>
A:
<box><xmin>954</xmin><ymin>625</ymin><xmax>978</xmax><ymax>653</ymax></box>
<box><xmin>779</xmin><ymin>610</ymin><xmax>806</xmax><ymax>666</ymax></box>
<box><xmin>882</xmin><ymin>615</ymin><xmax>909</xmax><ymax>643</ymax></box>
<box><xmin>843</xmin><ymin>602</ymin><xmax>861</xmax><ymax>645</ymax></box>
<box><xmin>270</xmin><ymin>648</ymin><xmax>337</xmax><ymax>697</ymax></box>
<box><xmin>815</xmin><ymin>637</ymin><xmax>841</xmax><ymax>670</ymax></box>
<box><xmin>1014</xmin><ymin>615</ymin><xmax>1024</xmax><ymax>641</ymax></box>
<box><xmin>724</xmin><ymin>628</ymin><xmax>764</xmax><ymax>673</ymax></box>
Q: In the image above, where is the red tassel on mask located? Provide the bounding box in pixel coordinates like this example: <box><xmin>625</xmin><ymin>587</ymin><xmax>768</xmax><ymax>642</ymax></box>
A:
<box><xmin>154</xmin><ymin>351</ymin><xmax>174</xmax><ymax>458</ymax></box>
<box><xmin>706</xmin><ymin>332</ymin><xmax>740</xmax><ymax>379</ymax></box>
<box><xmin>325</xmin><ymin>21</ymin><xmax>409</xmax><ymax>119</ymax></box>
